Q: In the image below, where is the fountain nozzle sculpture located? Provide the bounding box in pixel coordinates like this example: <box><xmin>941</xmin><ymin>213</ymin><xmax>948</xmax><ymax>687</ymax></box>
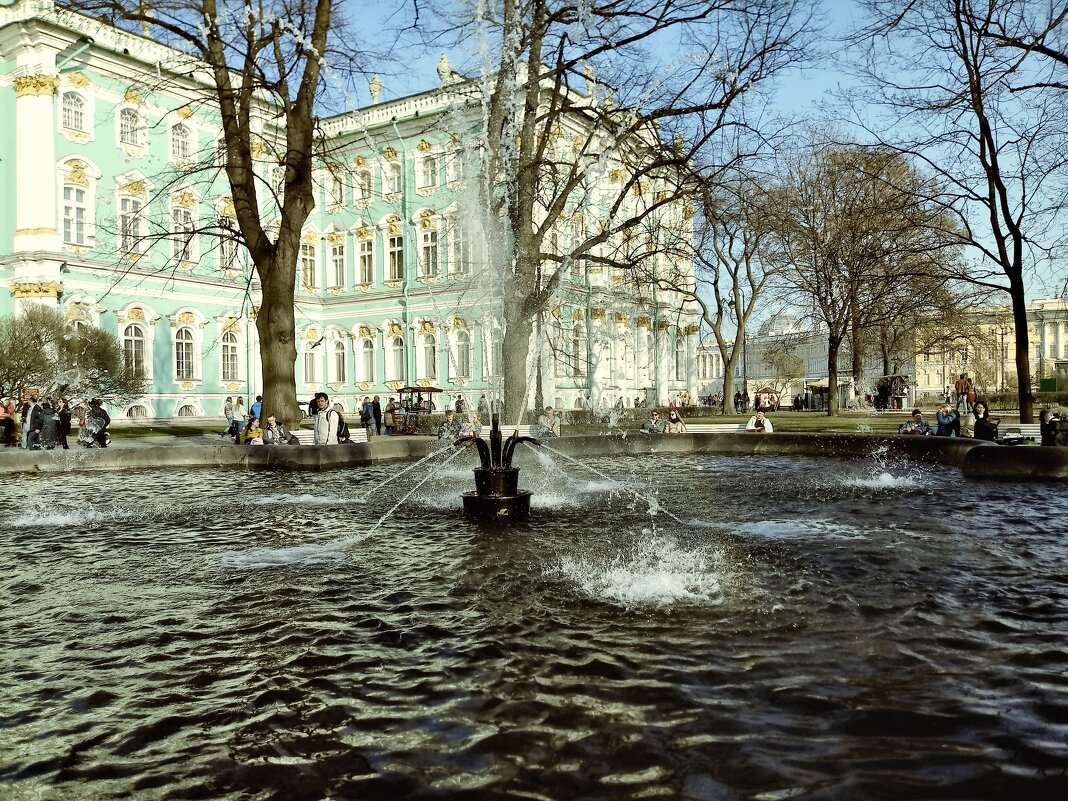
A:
<box><xmin>454</xmin><ymin>412</ymin><xmax>541</xmax><ymax>521</ymax></box>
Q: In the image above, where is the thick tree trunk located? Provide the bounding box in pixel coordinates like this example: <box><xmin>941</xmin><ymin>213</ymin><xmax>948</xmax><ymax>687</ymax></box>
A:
<box><xmin>1009</xmin><ymin>281</ymin><xmax>1034</xmax><ymax>423</ymax></box>
<box><xmin>502</xmin><ymin>313</ymin><xmax>535</xmax><ymax>425</ymax></box>
<box><xmin>255</xmin><ymin>251</ymin><xmax>299</xmax><ymax>428</ymax></box>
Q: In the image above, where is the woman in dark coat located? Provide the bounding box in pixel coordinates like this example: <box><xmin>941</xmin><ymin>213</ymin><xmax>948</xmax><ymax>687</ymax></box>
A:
<box><xmin>55</xmin><ymin>398</ymin><xmax>72</xmax><ymax>449</ymax></box>
<box><xmin>972</xmin><ymin>400</ymin><xmax>1000</xmax><ymax>442</ymax></box>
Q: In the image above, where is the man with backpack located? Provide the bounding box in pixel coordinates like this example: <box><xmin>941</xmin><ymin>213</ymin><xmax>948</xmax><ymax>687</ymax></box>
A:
<box><xmin>313</xmin><ymin>392</ymin><xmax>339</xmax><ymax>445</ymax></box>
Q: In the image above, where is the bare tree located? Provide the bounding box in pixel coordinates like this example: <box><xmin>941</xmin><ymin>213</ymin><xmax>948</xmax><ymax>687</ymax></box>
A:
<box><xmin>57</xmin><ymin>0</ymin><xmax>396</xmax><ymax>426</ymax></box>
<box><xmin>855</xmin><ymin>0</ymin><xmax>1068</xmax><ymax>423</ymax></box>
<box><xmin>766</xmin><ymin>143</ymin><xmax>960</xmax><ymax>416</ymax></box>
<box><xmin>430</xmin><ymin>0</ymin><xmax>818</xmax><ymax>414</ymax></box>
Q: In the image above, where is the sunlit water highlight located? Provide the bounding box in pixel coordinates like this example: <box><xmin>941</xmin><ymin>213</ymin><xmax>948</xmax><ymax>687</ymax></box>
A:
<box><xmin>1</xmin><ymin>452</ymin><xmax>1066</xmax><ymax>800</ymax></box>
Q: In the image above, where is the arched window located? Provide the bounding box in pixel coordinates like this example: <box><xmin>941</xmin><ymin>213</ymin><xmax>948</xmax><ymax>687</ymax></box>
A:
<box><xmin>126</xmin><ymin>405</ymin><xmax>148</xmax><ymax>418</ymax></box>
<box><xmin>358</xmin><ymin>238</ymin><xmax>374</xmax><ymax>284</ymax></box>
<box><xmin>123</xmin><ymin>324</ymin><xmax>145</xmax><ymax>375</ymax></box>
<box><xmin>355</xmin><ymin>170</ymin><xmax>372</xmax><ymax>201</ymax></box>
<box><xmin>300</xmin><ymin>242</ymin><xmax>317</xmax><ymax>289</ymax></box>
<box><xmin>171</xmin><ymin>206</ymin><xmax>196</xmax><ymax>263</ymax></box>
<box><xmin>177</xmin><ymin>405</ymin><xmax>197</xmax><ymax>417</ymax></box>
<box><xmin>333</xmin><ymin>340</ymin><xmax>347</xmax><ymax>383</ymax></box>
<box><xmin>62</xmin><ymin>92</ymin><xmax>85</xmax><ymax>132</ymax></box>
<box><xmin>171</xmin><ymin>123</ymin><xmax>192</xmax><ymax>161</ymax></box>
<box><xmin>422</xmin><ymin>334</ymin><xmax>437</xmax><ymax>380</ymax></box>
<box><xmin>420</xmin><ymin>228</ymin><xmax>438</xmax><ymax>277</ymax></box>
<box><xmin>63</xmin><ymin>185</ymin><xmax>87</xmax><ymax>245</ymax></box>
<box><xmin>119</xmin><ymin>108</ymin><xmax>140</xmax><ymax>146</ymax></box>
<box><xmin>419</xmin><ymin>156</ymin><xmax>437</xmax><ymax>189</ymax></box>
<box><xmin>360</xmin><ymin>339</ymin><xmax>375</xmax><ymax>383</ymax></box>
<box><xmin>454</xmin><ymin>330</ymin><xmax>471</xmax><ymax>378</ymax></box>
<box><xmin>221</xmin><ymin>331</ymin><xmax>239</xmax><ymax>382</ymax></box>
<box><xmin>388</xmin><ymin>231</ymin><xmax>404</xmax><ymax>281</ymax></box>
<box><xmin>386</xmin><ymin>162</ymin><xmax>402</xmax><ymax>195</ymax></box>
<box><xmin>572</xmin><ymin>323</ymin><xmax>586</xmax><ymax>377</ymax></box>
<box><xmin>674</xmin><ymin>335</ymin><xmax>685</xmax><ymax>381</ymax></box>
<box><xmin>388</xmin><ymin>336</ymin><xmax>405</xmax><ymax>382</ymax></box>
<box><xmin>119</xmin><ymin>196</ymin><xmax>144</xmax><ymax>254</ymax></box>
<box><xmin>303</xmin><ymin>341</ymin><xmax>319</xmax><ymax>383</ymax></box>
<box><xmin>175</xmin><ymin>327</ymin><xmax>195</xmax><ymax>380</ymax></box>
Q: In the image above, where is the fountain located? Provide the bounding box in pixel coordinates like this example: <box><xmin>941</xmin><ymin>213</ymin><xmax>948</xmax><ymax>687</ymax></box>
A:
<box><xmin>453</xmin><ymin>411</ymin><xmax>540</xmax><ymax>520</ymax></box>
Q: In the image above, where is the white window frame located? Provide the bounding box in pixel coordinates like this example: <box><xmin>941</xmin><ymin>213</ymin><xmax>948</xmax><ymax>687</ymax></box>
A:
<box><xmin>420</xmin><ymin>228</ymin><xmax>439</xmax><ymax>278</ymax></box>
<box><xmin>300</xmin><ymin>241</ymin><xmax>318</xmax><ymax>289</ymax></box>
<box><xmin>303</xmin><ymin>340</ymin><xmax>320</xmax><ymax>383</ymax></box>
<box><xmin>355</xmin><ymin>169</ymin><xmax>372</xmax><ymax>202</ymax></box>
<box><xmin>420</xmin><ymin>333</ymin><xmax>437</xmax><ymax>381</ymax></box>
<box><xmin>360</xmin><ymin>338</ymin><xmax>375</xmax><ymax>383</ymax></box>
<box><xmin>171</xmin><ymin>206</ymin><xmax>197</xmax><ymax>264</ymax></box>
<box><xmin>358</xmin><ymin>238</ymin><xmax>374</xmax><ymax>284</ymax></box>
<box><xmin>123</xmin><ymin>323</ymin><xmax>147</xmax><ymax>376</ymax></box>
<box><xmin>221</xmin><ymin>331</ymin><xmax>240</xmax><ymax>382</ymax></box>
<box><xmin>419</xmin><ymin>156</ymin><xmax>438</xmax><ymax>189</ymax></box>
<box><xmin>61</xmin><ymin>91</ymin><xmax>86</xmax><ymax>132</ymax></box>
<box><xmin>119</xmin><ymin>195</ymin><xmax>145</xmax><ymax>254</ymax></box>
<box><xmin>331</xmin><ymin>340</ymin><xmax>347</xmax><ymax>384</ymax></box>
<box><xmin>386</xmin><ymin>162</ymin><xmax>402</xmax><ymax>196</ymax></box>
<box><xmin>62</xmin><ymin>185</ymin><xmax>88</xmax><ymax>246</ymax></box>
<box><xmin>170</xmin><ymin>122</ymin><xmax>193</xmax><ymax>162</ymax></box>
<box><xmin>330</xmin><ymin>240</ymin><xmax>345</xmax><ymax>288</ymax></box>
<box><xmin>450</xmin><ymin>221</ymin><xmax>470</xmax><ymax>276</ymax></box>
<box><xmin>387</xmin><ymin>336</ymin><xmax>405</xmax><ymax>382</ymax></box>
<box><xmin>388</xmin><ymin>232</ymin><xmax>404</xmax><ymax>281</ymax></box>
<box><xmin>454</xmin><ymin>330</ymin><xmax>471</xmax><ymax>379</ymax></box>
<box><xmin>175</xmin><ymin>326</ymin><xmax>197</xmax><ymax>381</ymax></box>
<box><xmin>118</xmin><ymin>107</ymin><xmax>141</xmax><ymax>147</ymax></box>
<box><xmin>328</xmin><ymin>172</ymin><xmax>344</xmax><ymax>207</ymax></box>
<box><xmin>446</xmin><ymin>151</ymin><xmax>464</xmax><ymax>183</ymax></box>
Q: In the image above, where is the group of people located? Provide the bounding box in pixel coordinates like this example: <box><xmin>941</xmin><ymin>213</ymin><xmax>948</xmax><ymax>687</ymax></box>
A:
<box><xmin>898</xmin><ymin>400</ymin><xmax>1001</xmax><ymax>441</ymax></box>
<box><xmin>0</xmin><ymin>395</ymin><xmax>109</xmax><ymax>450</ymax></box>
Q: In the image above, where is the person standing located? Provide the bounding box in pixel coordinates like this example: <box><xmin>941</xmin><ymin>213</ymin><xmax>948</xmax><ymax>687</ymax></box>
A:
<box><xmin>455</xmin><ymin>395</ymin><xmax>466</xmax><ymax>416</ymax></box>
<box><xmin>384</xmin><ymin>397</ymin><xmax>399</xmax><ymax>436</ymax></box>
<box><xmin>954</xmin><ymin>373</ymin><xmax>973</xmax><ymax>414</ymax></box>
<box><xmin>478</xmin><ymin>394</ymin><xmax>490</xmax><ymax>420</ymax></box>
<box><xmin>313</xmin><ymin>392</ymin><xmax>339</xmax><ymax>445</ymax></box>
<box><xmin>250</xmin><ymin>395</ymin><xmax>263</xmax><ymax>421</ymax></box>
<box><xmin>232</xmin><ymin>396</ymin><xmax>246</xmax><ymax>440</ymax></box>
<box><xmin>372</xmin><ymin>395</ymin><xmax>383</xmax><ymax>436</ymax></box>
<box><xmin>0</xmin><ymin>397</ymin><xmax>16</xmax><ymax>447</ymax></box>
<box><xmin>21</xmin><ymin>395</ymin><xmax>42</xmax><ymax>449</ymax></box>
<box><xmin>38</xmin><ymin>399</ymin><xmax>59</xmax><ymax>449</ymax></box>
<box><xmin>972</xmin><ymin>400</ymin><xmax>1000</xmax><ymax>442</ymax></box>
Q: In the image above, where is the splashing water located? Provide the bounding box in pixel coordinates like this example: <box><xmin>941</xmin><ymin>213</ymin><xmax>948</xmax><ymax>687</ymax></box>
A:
<box><xmin>549</xmin><ymin>532</ymin><xmax>727</xmax><ymax>609</ymax></box>
<box><xmin>218</xmin><ymin>542</ymin><xmax>346</xmax><ymax>570</ymax></box>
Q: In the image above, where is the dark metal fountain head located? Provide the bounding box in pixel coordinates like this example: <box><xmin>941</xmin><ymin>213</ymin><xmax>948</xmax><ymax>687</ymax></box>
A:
<box><xmin>453</xmin><ymin>411</ymin><xmax>542</xmax><ymax>521</ymax></box>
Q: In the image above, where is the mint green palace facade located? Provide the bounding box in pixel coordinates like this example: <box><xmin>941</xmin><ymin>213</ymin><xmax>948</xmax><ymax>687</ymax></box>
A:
<box><xmin>0</xmin><ymin>0</ymin><xmax>699</xmax><ymax>419</ymax></box>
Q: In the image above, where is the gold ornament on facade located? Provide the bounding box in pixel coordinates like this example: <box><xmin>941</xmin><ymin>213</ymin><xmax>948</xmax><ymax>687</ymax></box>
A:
<box><xmin>330</xmin><ymin>383</ymin><xmax>343</xmax><ymax>393</ymax></box>
<box><xmin>387</xmin><ymin>323</ymin><xmax>403</xmax><ymax>336</ymax></box>
<box><xmin>14</xmin><ymin>74</ymin><xmax>59</xmax><ymax>97</ymax></box>
<box><xmin>683</xmin><ymin>205</ymin><xmax>695</xmax><ymax>220</ymax></box>
<box><xmin>387</xmin><ymin>215</ymin><xmax>401</xmax><ymax>234</ymax></box>
<box><xmin>121</xmin><ymin>180</ymin><xmax>147</xmax><ymax>198</ymax></box>
<box><xmin>572</xmin><ymin>308</ymin><xmax>584</xmax><ymax>320</ymax></box>
<box><xmin>419</xmin><ymin>321</ymin><xmax>434</xmax><ymax>334</ymax></box>
<box><xmin>178</xmin><ymin>311</ymin><xmax>195</xmax><ymax>324</ymax></box>
<box><xmin>590</xmin><ymin>308</ymin><xmax>606</xmax><ymax>321</ymax></box>
<box><xmin>685</xmin><ymin>324</ymin><xmax>699</xmax><ymax>335</ymax></box>
<box><xmin>249</xmin><ymin>305</ymin><xmax>259</xmax><ymax>320</ymax></box>
<box><xmin>249</xmin><ymin>140</ymin><xmax>267</xmax><ymax>158</ymax></box>
<box><xmin>354</xmin><ymin>155</ymin><xmax>366</xmax><ymax>167</ymax></box>
<box><xmin>180</xmin><ymin>382</ymin><xmax>195</xmax><ymax>390</ymax></box>
<box><xmin>383</xmin><ymin>147</ymin><xmax>397</xmax><ymax>161</ymax></box>
<box><xmin>448</xmin><ymin>133</ymin><xmax>460</xmax><ymax>147</ymax></box>
<box><xmin>128</xmin><ymin>307</ymin><xmax>145</xmax><ymax>321</ymax></box>
<box><xmin>15</xmin><ymin>281</ymin><xmax>63</xmax><ymax>302</ymax></box>
<box><xmin>657</xmin><ymin>320</ymin><xmax>670</xmax><ymax>331</ymax></box>
<box><xmin>124</xmin><ymin>87</ymin><xmax>144</xmax><ymax>104</ymax></box>
<box><xmin>330</xmin><ymin>287</ymin><xmax>342</xmax><ymax>295</ymax></box>
<box><xmin>452</xmin><ymin>317</ymin><xmax>465</xmax><ymax>329</ymax></box>
<box><xmin>177</xmin><ymin>105</ymin><xmax>194</xmax><ymax>119</ymax></box>
<box><xmin>609</xmin><ymin>169</ymin><xmax>623</xmax><ymax>183</ymax></box>
<box><xmin>220</xmin><ymin>197</ymin><xmax>235</xmax><ymax>217</ymax></box>
<box><xmin>416</xmin><ymin>378</ymin><xmax>433</xmax><ymax>388</ymax></box>
<box><xmin>573</xmin><ymin>136</ymin><xmax>585</xmax><ymax>151</ymax></box>
<box><xmin>326</xmin><ymin>232</ymin><xmax>343</xmax><ymax>244</ymax></box>
<box><xmin>356</xmin><ymin>226</ymin><xmax>371</xmax><ymax>239</ymax></box>
<box><xmin>420</xmin><ymin>210</ymin><xmax>436</xmax><ymax>229</ymax></box>
<box><xmin>65</xmin><ymin>302</ymin><xmax>90</xmax><ymax>321</ymax></box>
<box><xmin>66</xmin><ymin>160</ymin><xmax>89</xmax><ymax>186</ymax></box>
<box><xmin>615</xmin><ymin>313</ymin><xmax>629</xmax><ymax>324</ymax></box>
<box><xmin>173</xmin><ymin>191</ymin><xmax>196</xmax><ymax>208</ymax></box>
<box><xmin>305</xmin><ymin>328</ymin><xmax>318</xmax><ymax>341</ymax></box>
<box><xmin>68</xmin><ymin>71</ymin><xmax>90</xmax><ymax>88</ymax></box>
<box><xmin>636</xmin><ymin>316</ymin><xmax>652</xmax><ymax>328</ymax></box>
<box><xmin>416</xmin><ymin>139</ymin><xmax>432</xmax><ymax>152</ymax></box>
<box><xmin>358</xmin><ymin>325</ymin><xmax>371</xmax><ymax>337</ymax></box>
<box><xmin>223</xmin><ymin>318</ymin><xmax>240</xmax><ymax>333</ymax></box>
<box><xmin>225</xmin><ymin>383</ymin><xmax>241</xmax><ymax>391</ymax></box>
<box><xmin>302</xmin><ymin>231</ymin><xmax>317</xmax><ymax>244</ymax></box>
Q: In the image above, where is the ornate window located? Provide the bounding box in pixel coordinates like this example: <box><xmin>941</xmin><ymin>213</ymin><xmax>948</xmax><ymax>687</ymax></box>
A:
<box><xmin>360</xmin><ymin>339</ymin><xmax>375</xmax><ymax>383</ymax></box>
<box><xmin>330</xmin><ymin>241</ymin><xmax>345</xmax><ymax>287</ymax></box>
<box><xmin>419</xmin><ymin>156</ymin><xmax>437</xmax><ymax>189</ymax></box>
<box><xmin>420</xmin><ymin>228</ymin><xmax>439</xmax><ymax>277</ymax></box>
<box><xmin>62</xmin><ymin>185</ymin><xmax>87</xmax><ymax>245</ymax></box>
<box><xmin>358</xmin><ymin>239</ymin><xmax>374</xmax><ymax>284</ymax></box>
<box><xmin>119</xmin><ymin>108</ymin><xmax>140</xmax><ymax>146</ymax></box>
<box><xmin>303</xmin><ymin>341</ymin><xmax>319</xmax><ymax>383</ymax></box>
<box><xmin>355</xmin><ymin>170</ymin><xmax>372</xmax><ymax>201</ymax></box>
<box><xmin>218</xmin><ymin>218</ymin><xmax>239</xmax><ymax>271</ymax></box>
<box><xmin>62</xmin><ymin>92</ymin><xmax>86</xmax><ymax>132</ymax></box>
<box><xmin>388</xmin><ymin>232</ymin><xmax>404</xmax><ymax>281</ymax></box>
<box><xmin>454</xmin><ymin>330</ymin><xmax>471</xmax><ymax>378</ymax></box>
<box><xmin>123</xmin><ymin>324</ymin><xmax>146</xmax><ymax>375</ymax></box>
<box><xmin>421</xmin><ymin>334</ymin><xmax>437</xmax><ymax>380</ymax></box>
<box><xmin>332</xmin><ymin>340</ymin><xmax>347</xmax><ymax>383</ymax></box>
<box><xmin>450</xmin><ymin>221</ymin><xmax>469</xmax><ymax>276</ymax></box>
<box><xmin>221</xmin><ymin>331</ymin><xmax>239</xmax><ymax>382</ymax></box>
<box><xmin>300</xmin><ymin>242</ymin><xmax>317</xmax><ymax>289</ymax></box>
<box><xmin>572</xmin><ymin>323</ymin><xmax>586</xmax><ymax>377</ymax></box>
<box><xmin>386</xmin><ymin>162</ymin><xmax>402</xmax><ymax>196</ymax></box>
<box><xmin>171</xmin><ymin>123</ymin><xmax>192</xmax><ymax>161</ymax></box>
<box><xmin>674</xmin><ymin>335</ymin><xmax>685</xmax><ymax>381</ymax></box>
<box><xmin>388</xmin><ymin>336</ymin><xmax>405</xmax><ymax>382</ymax></box>
<box><xmin>126</xmin><ymin>405</ymin><xmax>149</xmax><ymax>418</ymax></box>
<box><xmin>175</xmin><ymin>327</ymin><xmax>195</xmax><ymax>380</ymax></box>
<box><xmin>119</xmin><ymin>196</ymin><xmax>144</xmax><ymax>254</ymax></box>
<box><xmin>171</xmin><ymin>206</ymin><xmax>196</xmax><ymax>263</ymax></box>
<box><xmin>446</xmin><ymin>151</ymin><xmax>464</xmax><ymax>183</ymax></box>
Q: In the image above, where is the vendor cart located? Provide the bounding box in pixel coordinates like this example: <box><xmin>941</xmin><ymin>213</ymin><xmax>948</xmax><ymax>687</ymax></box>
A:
<box><xmin>396</xmin><ymin>386</ymin><xmax>444</xmax><ymax>435</ymax></box>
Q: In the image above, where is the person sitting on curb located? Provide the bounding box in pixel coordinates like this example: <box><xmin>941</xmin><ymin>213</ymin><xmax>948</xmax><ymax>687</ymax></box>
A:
<box><xmin>262</xmin><ymin>415</ymin><xmax>296</xmax><ymax>445</ymax></box>
<box><xmin>241</xmin><ymin>417</ymin><xmax>264</xmax><ymax>445</ymax></box>
<box><xmin>536</xmin><ymin>406</ymin><xmax>560</xmax><ymax>438</ymax></box>
<box><xmin>935</xmin><ymin>404</ymin><xmax>960</xmax><ymax>437</ymax></box>
<box><xmin>438</xmin><ymin>410</ymin><xmax>462</xmax><ymax>440</ymax></box>
<box><xmin>746</xmin><ymin>410</ymin><xmax>773</xmax><ymax>433</ymax></box>
<box><xmin>640</xmin><ymin>410</ymin><xmax>665</xmax><ymax>434</ymax></box>
<box><xmin>899</xmin><ymin>408</ymin><xmax>933</xmax><ymax>436</ymax></box>
<box><xmin>664</xmin><ymin>408</ymin><xmax>688</xmax><ymax>434</ymax></box>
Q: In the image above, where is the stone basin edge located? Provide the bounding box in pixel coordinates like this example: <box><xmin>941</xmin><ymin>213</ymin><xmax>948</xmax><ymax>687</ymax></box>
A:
<box><xmin>0</xmin><ymin>432</ymin><xmax>1065</xmax><ymax>481</ymax></box>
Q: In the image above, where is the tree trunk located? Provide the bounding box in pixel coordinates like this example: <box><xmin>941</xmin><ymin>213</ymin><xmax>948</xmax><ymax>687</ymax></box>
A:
<box><xmin>826</xmin><ymin>335</ymin><xmax>843</xmax><ymax>417</ymax></box>
<box><xmin>1009</xmin><ymin>281</ymin><xmax>1034</xmax><ymax>423</ymax></box>
<box><xmin>502</xmin><ymin>313</ymin><xmax>535</xmax><ymax>426</ymax></box>
<box><xmin>255</xmin><ymin>251</ymin><xmax>299</xmax><ymax>428</ymax></box>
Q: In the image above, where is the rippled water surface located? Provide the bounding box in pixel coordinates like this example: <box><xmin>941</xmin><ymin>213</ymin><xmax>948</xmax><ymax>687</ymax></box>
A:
<box><xmin>2</xmin><ymin>449</ymin><xmax>1067</xmax><ymax>800</ymax></box>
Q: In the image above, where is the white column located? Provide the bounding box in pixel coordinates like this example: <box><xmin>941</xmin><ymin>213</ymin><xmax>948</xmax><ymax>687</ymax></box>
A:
<box><xmin>685</xmin><ymin>324</ymin><xmax>699</xmax><ymax>400</ymax></box>
<box><xmin>655</xmin><ymin>322</ymin><xmax>671</xmax><ymax>405</ymax></box>
<box><xmin>13</xmin><ymin>73</ymin><xmax>60</xmax><ymax>253</ymax></box>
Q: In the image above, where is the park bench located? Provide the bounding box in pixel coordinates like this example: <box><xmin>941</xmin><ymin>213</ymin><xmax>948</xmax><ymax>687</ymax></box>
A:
<box><xmin>686</xmin><ymin>423</ymin><xmax>749</xmax><ymax>434</ymax></box>
<box><xmin>997</xmin><ymin>423</ymin><xmax>1042</xmax><ymax>444</ymax></box>
<box><xmin>293</xmin><ymin>427</ymin><xmax>369</xmax><ymax>446</ymax></box>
